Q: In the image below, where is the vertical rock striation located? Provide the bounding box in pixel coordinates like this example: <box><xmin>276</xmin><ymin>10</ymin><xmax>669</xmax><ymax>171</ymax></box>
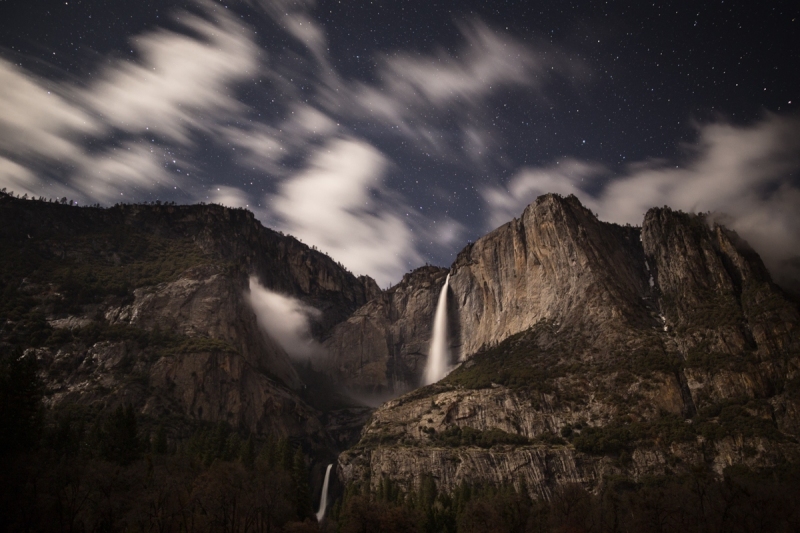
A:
<box><xmin>448</xmin><ymin>194</ymin><xmax>651</xmax><ymax>358</ymax></box>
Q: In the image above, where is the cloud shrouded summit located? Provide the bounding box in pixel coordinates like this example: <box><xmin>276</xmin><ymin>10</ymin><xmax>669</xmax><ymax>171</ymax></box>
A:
<box><xmin>0</xmin><ymin>0</ymin><xmax>797</xmax><ymax>287</ymax></box>
<box><xmin>483</xmin><ymin>115</ymin><xmax>800</xmax><ymax>286</ymax></box>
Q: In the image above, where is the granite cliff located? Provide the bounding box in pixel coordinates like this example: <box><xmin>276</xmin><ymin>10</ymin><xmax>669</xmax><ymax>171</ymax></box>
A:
<box><xmin>338</xmin><ymin>194</ymin><xmax>800</xmax><ymax>498</ymax></box>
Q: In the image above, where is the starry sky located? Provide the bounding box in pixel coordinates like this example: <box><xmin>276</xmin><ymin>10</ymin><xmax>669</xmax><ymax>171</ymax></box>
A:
<box><xmin>1</xmin><ymin>0</ymin><xmax>799</xmax><ymax>288</ymax></box>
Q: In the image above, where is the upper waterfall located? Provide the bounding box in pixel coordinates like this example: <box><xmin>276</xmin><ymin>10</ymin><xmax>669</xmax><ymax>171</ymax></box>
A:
<box><xmin>422</xmin><ymin>273</ymin><xmax>451</xmax><ymax>385</ymax></box>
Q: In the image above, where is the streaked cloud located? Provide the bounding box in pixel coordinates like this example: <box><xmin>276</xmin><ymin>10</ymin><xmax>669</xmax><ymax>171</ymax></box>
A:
<box><xmin>344</xmin><ymin>20</ymin><xmax>581</xmax><ymax>161</ymax></box>
<box><xmin>365</xmin><ymin>20</ymin><xmax>546</xmax><ymax>109</ymax></box>
<box><xmin>269</xmin><ymin>138</ymin><xmax>422</xmax><ymax>286</ymax></box>
<box><xmin>210</xmin><ymin>185</ymin><xmax>251</xmax><ymax>209</ymax></box>
<box><xmin>84</xmin><ymin>5</ymin><xmax>259</xmax><ymax>143</ymax></box>
<box><xmin>74</xmin><ymin>142</ymin><xmax>180</xmax><ymax>203</ymax></box>
<box><xmin>0</xmin><ymin>2</ymin><xmax>258</xmax><ymax>202</ymax></box>
<box><xmin>3</xmin><ymin>0</ymin><xmax>794</xmax><ymax>291</ymax></box>
<box><xmin>0</xmin><ymin>58</ymin><xmax>97</xmax><ymax>166</ymax></box>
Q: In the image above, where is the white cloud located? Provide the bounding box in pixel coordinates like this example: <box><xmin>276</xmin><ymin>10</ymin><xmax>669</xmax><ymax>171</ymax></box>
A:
<box><xmin>222</xmin><ymin>104</ymin><xmax>337</xmax><ymax>175</ymax></box>
<box><xmin>210</xmin><ymin>185</ymin><xmax>251</xmax><ymax>209</ymax></box>
<box><xmin>597</xmin><ymin>115</ymin><xmax>800</xmax><ymax>283</ymax></box>
<box><xmin>360</xmin><ymin>20</ymin><xmax>550</xmax><ymax>115</ymax></box>
<box><xmin>84</xmin><ymin>5</ymin><xmax>259</xmax><ymax>143</ymax></box>
<box><xmin>400</xmin><ymin>25</ymin><xmax>530</xmax><ymax>102</ymax></box>
<box><xmin>284</xmin><ymin>13</ymin><xmax>328</xmax><ymax>64</ymax></box>
<box><xmin>0</xmin><ymin>59</ymin><xmax>97</xmax><ymax>174</ymax></box>
<box><xmin>345</xmin><ymin>20</ymin><xmax>583</xmax><ymax>160</ymax></box>
<box><xmin>0</xmin><ymin>59</ymin><xmax>98</xmax><ymax>197</ymax></box>
<box><xmin>428</xmin><ymin>217</ymin><xmax>467</xmax><ymax>248</ymax></box>
<box><xmin>0</xmin><ymin>157</ymin><xmax>43</xmax><ymax>198</ymax></box>
<box><xmin>247</xmin><ymin>276</ymin><xmax>323</xmax><ymax>360</ymax></box>
<box><xmin>269</xmin><ymin>138</ymin><xmax>421</xmax><ymax>286</ymax></box>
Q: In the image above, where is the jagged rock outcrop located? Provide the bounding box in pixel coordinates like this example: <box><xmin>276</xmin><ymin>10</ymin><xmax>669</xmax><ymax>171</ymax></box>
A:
<box><xmin>339</xmin><ymin>194</ymin><xmax>800</xmax><ymax>498</ymax></box>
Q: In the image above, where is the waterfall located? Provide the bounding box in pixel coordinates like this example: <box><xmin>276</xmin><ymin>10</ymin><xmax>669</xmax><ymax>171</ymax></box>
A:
<box><xmin>316</xmin><ymin>463</ymin><xmax>333</xmax><ymax>522</ymax></box>
<box><xmin>422</xmin><ymin>273</ymin><xmax>450</xmax><ymax>385</ymax></box>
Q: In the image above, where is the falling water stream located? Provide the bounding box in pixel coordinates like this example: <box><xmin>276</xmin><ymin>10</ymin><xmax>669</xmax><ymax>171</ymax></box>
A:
<box><xmin>422</xmin><ymin>273</ymin><xmax>450</xmax><ymax>385</ymax></box>
<box><xmin>316</xmin><ymin>463</ymin><xmax>333</xmax><ymax>522</ymax></box>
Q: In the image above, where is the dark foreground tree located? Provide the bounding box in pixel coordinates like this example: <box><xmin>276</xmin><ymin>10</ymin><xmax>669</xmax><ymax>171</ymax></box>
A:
<box><xmin>0</xmin><ymin>347</ymin><xmax>42</xmax><ymax>456</ymax></box>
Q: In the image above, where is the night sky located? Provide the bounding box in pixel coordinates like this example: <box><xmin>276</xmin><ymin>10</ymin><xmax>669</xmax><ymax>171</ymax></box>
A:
<box><xmin>1</xmin><ymin>0</ymin><xmax>799</xmax><ymax>287</ymax></box>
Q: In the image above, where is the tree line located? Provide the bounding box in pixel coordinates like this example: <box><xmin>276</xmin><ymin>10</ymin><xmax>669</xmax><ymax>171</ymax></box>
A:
<box><xmin>331</xmin><ymin>468</ymin><xmax>800</xmax><ymax>533</ymax></box>
<box><xmin>0</xmin><ymin>347</ymin><xmax>320</xmax><ymax>532</ymax></box>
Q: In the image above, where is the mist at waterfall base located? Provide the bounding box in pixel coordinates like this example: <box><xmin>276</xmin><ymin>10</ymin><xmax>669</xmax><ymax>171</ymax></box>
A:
<box><xmin>422</xmin><ymin>274</ymin><xmax>451</xmax><ymax>386</ymax></box>
<box><xmin>316</xmin><ymin>463</ymin><xmax>333</xmax><ymax>522</ymax></box>
<box><xmin>247</xmin><ymin>277</ymin><xmax>324</xmax><ymax>360</ymax></box>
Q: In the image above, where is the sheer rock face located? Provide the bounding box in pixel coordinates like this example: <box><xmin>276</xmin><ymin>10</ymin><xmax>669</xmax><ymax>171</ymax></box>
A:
<box><xmin>0</xmin><ymin>195</ymin><xmax>377</xmax><ymax>440</ymax></box>
<box><xmin>448</xmin><ymin>194</ymin><xmax>650</xmax><ymax>358</ymax></box>
<box><xmin>339</xmin><ymin>195</ymin><xmax>800</xmax><ymax>498</ymax></box>
<box><xmin>318</xmin><ymin>192</ymin><xmax>653</xmax><ymax>417</ymax></box>
<box><xmin>322</xmin><ymin>195</ymin><xmax>655</xmax><ymax>394</ymax></box>
<box><xmin>319</xmin><ymin>266</ymin><xmax>449</xmax><ymax>395</ymax></box>
<box><xmin>642</xmin><ymin>207</ymin><xmax>800</xmax><ymax>409</ymax></box>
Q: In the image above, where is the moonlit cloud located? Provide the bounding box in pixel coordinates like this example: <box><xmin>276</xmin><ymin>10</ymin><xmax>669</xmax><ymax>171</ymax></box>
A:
<box><xmin>0</xmin><ymin>158</ymin><xmax>34</xmax><ymax>195</ymax></box>
<box><xmin>0</xmin><ymin>2</ymin><xmax>258</xmax><ymax>203</ymax></box>
<box><xmin>269</xmin><ymin>138</ymin><xmax>421</xmax><ymax>286</ymax></box>
<box><xmin>597</xmin><ymin>114</ymin><xmax>800</xmax><ymax>286</ymax></box>
<box><xmin>84</xmin><ymin>5</ymin><xmax>259</xmax><ymax>143</ymax></box>
<box><xmin>247</xmin><ymin>276</ymin><xmax>323</xmax><ymax>360</ymax></box>
<box><xmin>210</xmin><ymin>185</ymin><xmax>251</xmax><ymax>209</ymax></box>
<box><xmin>74</xmin><ymin>142</ymin><xmax>180</xmax><ymax>203</ymax></box>
<box><xmin>0</xmin><ymin>59</ymin><xmax>97</xmax><ymax>168</ymax></box>
<box><xmin>368</xmin><ymin>20</ymin><xmax>544</xmax><ymax>108</ymax></box>
<box><xmin>1</xmin><ymin>0</ymin><xmax>796</xmax><ymax>289</ymax></box>
<box><xmin>345</xmin><ymin>20</ymin><xmax>579</xmax><ymax>160</ymax></box>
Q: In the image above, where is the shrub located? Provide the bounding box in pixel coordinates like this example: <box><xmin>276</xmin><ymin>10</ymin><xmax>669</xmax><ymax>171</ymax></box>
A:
<box><xmin>430</xmin><ymin>426</ymin><xmax>530</xmax><ymax>448</ymax></box>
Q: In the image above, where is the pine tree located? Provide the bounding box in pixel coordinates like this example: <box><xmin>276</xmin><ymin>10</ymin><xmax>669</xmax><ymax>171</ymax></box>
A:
<box><xmin>240</xmin><ymin>435</ymin><xmax>255</xmax><ymax>468</ymax></box>
<box><xmin>100</xmin><ymin>404</ymin><xmax>140</xmax><ymax>465</ymax></box>
<box><xmin>292</xmin><ymin>447</ymin><xmax>313</xmax><ymax>520</ymax></box>
<box><xmin>152</xmin><ymin>424</ymin><xmax>168</xmax><ymax>454</ymax></box>
<box><xmin>0</xmin><ymin>348</ymin><xmax>42</xmax><ymax>456</ymax></box>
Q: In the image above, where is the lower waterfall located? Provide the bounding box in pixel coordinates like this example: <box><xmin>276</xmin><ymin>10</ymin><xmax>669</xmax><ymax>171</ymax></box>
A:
<box><xmin>316</xmin><ymin>463</ymin><xmax>333</xmax><ymax>522</ymax></box>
